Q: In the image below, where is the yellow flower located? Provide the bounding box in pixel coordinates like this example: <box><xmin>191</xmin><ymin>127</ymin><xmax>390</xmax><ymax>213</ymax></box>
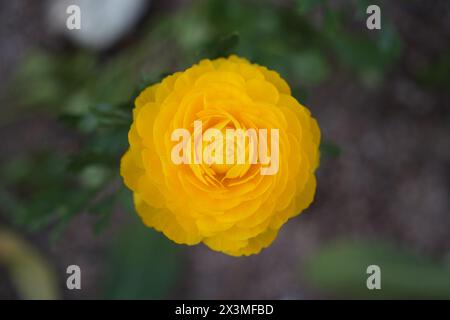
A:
<box><xmin>120</xmin><ymin>55</ymin><xmax>320</xmax><ymax>256</ymax></box>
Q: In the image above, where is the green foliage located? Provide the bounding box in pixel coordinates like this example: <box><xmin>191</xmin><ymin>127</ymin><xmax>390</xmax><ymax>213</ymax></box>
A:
<box><xmin>190</xmin><ymin>0</ymin><xmax>401</xmax><ymax>90</ymax></box>
<box><xmin>197</xmin><ymin>32</ymin><xmax>240</xmax><ymax>60</ymax></box>
<box><xmin>102</xmin><ymin>214</ymin><xmax>182</xmax><ymax>299</ymax></box>
<box><xmin>296</xmin><ymin>0</ymin><xmax>327</xmax><ymax>14</ymax></box>
<box><xmin>320</xmin><ymin>142</ymin><xmax>342</xmax><ymax>158</ymax></box>
<box><xmin>305</xmin><ymin>241</ymin><xmax>450</xmax><ymax>299</ymax></box>
<box><xmin>290</xmin><ymin>50</ymin><xmax>330</xmax><ymax>86</ymax></box>
<box><xmin>416</xmin><ymin>53</ymin><xmax>450</xmax><ymax>89</ymax></box>
<box><xmin>321</xmin><ymin>4</ymin><xmax>401</xmax><ymax>86</ymax></box>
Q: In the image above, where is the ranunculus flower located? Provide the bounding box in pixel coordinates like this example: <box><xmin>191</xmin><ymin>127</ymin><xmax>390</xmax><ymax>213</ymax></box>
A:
<box><xmin>120</xmin><ymin>55</ymin><xmax>320</xmax><ymax>256</ymax></box>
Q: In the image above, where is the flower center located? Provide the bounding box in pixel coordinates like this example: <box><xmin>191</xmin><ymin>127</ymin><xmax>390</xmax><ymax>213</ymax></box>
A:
<box><xmin>188</xmin><ymin>111</ymin><xmax>255</xmax><ymax>187</ymax></box>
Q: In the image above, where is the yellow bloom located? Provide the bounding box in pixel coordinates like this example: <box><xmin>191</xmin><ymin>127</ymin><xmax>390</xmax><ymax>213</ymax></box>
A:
<box><xmin>120</xmin><ymin>55</ymin><xmax>320</xmax><ymax>256</ymax></box>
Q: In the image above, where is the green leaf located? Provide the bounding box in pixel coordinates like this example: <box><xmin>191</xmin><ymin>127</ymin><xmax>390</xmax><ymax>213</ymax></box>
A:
<box><xmin>197</xmin><ymin>32</ymin><xmax>240</xmax><ymax>60</ymax></box>
<box><xmin>320</xmin><ymin>141</ymin><xmax>341</xmax><ymax>158</ymax></box>
<box><xmin>102</xmin><ymin>217</ymin><xmax>182</xmax><ymax>299</ymax></box>
<box><xmin>290</xmin><ymin>50</ymin><xmax>330</xmax><ymax>85</ymax></box>
<box><xmin>296</xmin><ymin>0</ymin><xmax>327</xmax><ymax>14</ymax></box>
<box><xmin>305</xmin><ymin>241</ymin><xmax>450</xmax><ymax>299</ymax></box>
<box><xmin>80</xmin><ymin>165</ymin><xmax>110</xmax><ymax>189</ymax></box>
<box><xmin>416</xmin><ymin>53</ymin><xmax>450</xmax><ymax>89</ymax></box>
<box><xmin>322</xmin><ymin>5</ymin><xmax>401</xmax><ymax>81</ymax></box>
<box><xmin>89</xmin><ymin>194</ymin><xmax>117</xmax><ymax>234</ymax></box>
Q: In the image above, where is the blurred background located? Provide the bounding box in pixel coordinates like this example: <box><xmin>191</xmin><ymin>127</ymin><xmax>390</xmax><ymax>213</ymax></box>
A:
<box><xmin>0</xmin><ymin>0</ymin><xmax>449</xmax><ymax>299</ymax></box>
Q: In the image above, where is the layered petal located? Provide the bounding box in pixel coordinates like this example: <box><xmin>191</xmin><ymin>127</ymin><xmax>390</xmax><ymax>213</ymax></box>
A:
<box><xmin>120</xmin><ymin>55</ymin><xmax>321</xmax><ymax>256</ymax></box>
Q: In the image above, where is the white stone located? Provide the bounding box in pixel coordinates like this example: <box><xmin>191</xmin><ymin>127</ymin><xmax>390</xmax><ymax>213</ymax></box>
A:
<box><xmin>47</xmin><ymin>0</ymin><xmax>149</xmax><ymax>50</ymax></box>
